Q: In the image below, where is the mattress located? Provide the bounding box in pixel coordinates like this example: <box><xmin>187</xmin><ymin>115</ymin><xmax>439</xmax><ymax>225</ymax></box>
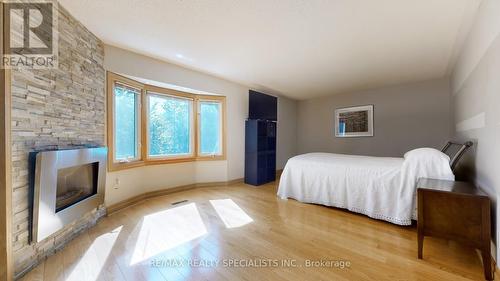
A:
<box><xmin>277</xmin><ymin>152</ymin><xmax>454</xmax><ymax>225</ymax></box>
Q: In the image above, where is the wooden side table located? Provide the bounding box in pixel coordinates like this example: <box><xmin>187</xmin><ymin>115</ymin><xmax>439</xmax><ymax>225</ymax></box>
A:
<box><xmin>417</xmin><ymin>178</ymin><xmax>492</xmax><ymax>280</ymax></box>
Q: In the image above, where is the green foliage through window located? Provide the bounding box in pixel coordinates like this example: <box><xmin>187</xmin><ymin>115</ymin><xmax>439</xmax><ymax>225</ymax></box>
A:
<box><xmin>148</xmin><ymin>94</ymin><xmax>192</xmax><ymax>156</ymax></box>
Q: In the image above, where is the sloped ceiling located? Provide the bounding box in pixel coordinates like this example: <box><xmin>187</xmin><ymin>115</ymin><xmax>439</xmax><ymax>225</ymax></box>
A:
<box><xmin>59</xmin><ymin>0</ymin><xmax>481</xmax><ymax>100</ymax></box>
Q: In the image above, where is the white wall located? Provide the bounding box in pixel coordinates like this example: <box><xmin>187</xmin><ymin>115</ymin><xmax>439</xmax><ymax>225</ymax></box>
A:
<box><xmin>277</xmin><ymin>97</ymin><xmax>297</xmax><ymax>169</ymax></box>
<box><xmin>104</xmin><ymin>45</ymin><xmax>297</xmax><ymax>206</ymax></box>
<box><xmin>450</xmin><ymin>0</ymin><xmax>500</xmax><ymax>261</ymax></box>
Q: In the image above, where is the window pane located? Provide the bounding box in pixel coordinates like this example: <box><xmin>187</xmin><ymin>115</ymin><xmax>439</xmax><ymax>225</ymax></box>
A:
<box><xmin>200</xmin><ymin>101</ymin><xmax>222</xmax><ymax>155</ymax></box>
<box><xmin>114</xmin><ymin>84</ymin><xmax>139</xmax><ymax>160</ymax></box>
<box><xmin>148</xmin><ymin>94</ymin><xmax>192</xmax><ymax>157</ymax></box>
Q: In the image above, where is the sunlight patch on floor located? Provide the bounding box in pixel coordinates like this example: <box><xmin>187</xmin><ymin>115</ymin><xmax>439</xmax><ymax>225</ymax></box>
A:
<box><xmin>67</xmin><ymin>226</ymin><xmax>122</xmax><ymax>281</ymax></box>
<box><xmin>130</xmin><ymin>203</ymin><xmax>207</xmax><ymax>265</ymax></box>
<box><xmin>210</xmin><ymin>199</ymin><xmax>253</xmax><ymax>228</ymax></box>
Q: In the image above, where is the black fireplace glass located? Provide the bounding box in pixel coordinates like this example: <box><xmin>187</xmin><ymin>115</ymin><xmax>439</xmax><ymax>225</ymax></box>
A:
<box><xmin>55</xmin><ymin>162</ymin><xmax>99</xmax><ymax>212</ymax></box>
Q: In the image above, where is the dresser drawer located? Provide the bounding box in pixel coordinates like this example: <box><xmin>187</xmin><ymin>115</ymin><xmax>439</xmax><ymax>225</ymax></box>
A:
<box><xmin>420</xmin><ymin>190</ymin><xmax>483</xmax><ymax>245</ymax></box>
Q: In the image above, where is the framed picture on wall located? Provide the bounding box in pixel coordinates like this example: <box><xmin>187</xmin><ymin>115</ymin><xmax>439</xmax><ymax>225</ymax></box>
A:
<box><xmin>335</xmin><ymin>105</ymin><xmax>374</xmax><ymax>137</ymax></box>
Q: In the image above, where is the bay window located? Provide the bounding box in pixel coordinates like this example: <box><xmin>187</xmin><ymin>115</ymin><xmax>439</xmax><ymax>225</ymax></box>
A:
<box><xmin>107</xmin><ymin>72</ymin><xmax>226</xmax><ymax>171</ymax></box>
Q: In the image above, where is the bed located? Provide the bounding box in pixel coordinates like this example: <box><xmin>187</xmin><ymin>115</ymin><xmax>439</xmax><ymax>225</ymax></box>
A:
<box><xmin>277</xmin><ymin>142</ymin><xmax>472</xmax><ymax>225</ymax></box>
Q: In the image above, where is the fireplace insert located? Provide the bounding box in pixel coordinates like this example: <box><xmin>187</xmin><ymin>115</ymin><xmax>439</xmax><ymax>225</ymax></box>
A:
<box><xmin>56</xmin><ymin>162</ymin><xmax>99</xmax><ymax>212</ymax></box>
<box><xmin>30</xmin><ymin>147</ymin><xmax>107</xmax><ymax>243</ymax></box>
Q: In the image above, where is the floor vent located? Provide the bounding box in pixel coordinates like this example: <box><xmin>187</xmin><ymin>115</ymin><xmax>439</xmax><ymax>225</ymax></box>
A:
<box><xmin>171</xmin><ymin>200</ymin><xmax>188</xmax><ymax>205</ymax></box>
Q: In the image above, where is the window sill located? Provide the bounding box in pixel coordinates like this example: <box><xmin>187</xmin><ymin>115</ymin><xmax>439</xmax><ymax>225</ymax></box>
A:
<box><xmin>196</xmin><ymin>155</ymin><xmax>225</xmax><ymax>161</ymax></box>
<box><xmin>107</xmin><ymin>156</ymin><xmax>227</xmax><ymax>172</ymax></box>
<box><xmin>108</xmin><ymin>160</ymin><xmax>145</xmax><ymax>172</ymax></box>
<box><xmin>146</xmin><ymin>157</ymin><xmax>196</xmax><ymax>165</ymax></box>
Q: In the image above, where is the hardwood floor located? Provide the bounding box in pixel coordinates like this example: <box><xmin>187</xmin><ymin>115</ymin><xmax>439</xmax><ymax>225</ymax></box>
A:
<box><xmin>20</xmin><ymin>181</ymin><xmax>488</xmax><ymax>281</ymax></box>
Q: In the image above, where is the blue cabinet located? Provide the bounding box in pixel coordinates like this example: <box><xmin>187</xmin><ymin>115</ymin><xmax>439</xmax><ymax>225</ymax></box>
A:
<box><xmin>245</xmin><ymin>120</ymin><xmax>276</xmax><ymax>186</ymax></box>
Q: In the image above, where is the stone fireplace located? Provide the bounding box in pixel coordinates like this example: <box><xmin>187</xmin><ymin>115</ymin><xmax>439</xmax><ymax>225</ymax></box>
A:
<box><xmin>9</xmin><ymin>4</ymin><xmax>106</xmax><ymax>276</ymax></box>
<box><xmin>32</xmin><ymin>147</ymin><xmax>106</xmax><ymax>243</ymax></box>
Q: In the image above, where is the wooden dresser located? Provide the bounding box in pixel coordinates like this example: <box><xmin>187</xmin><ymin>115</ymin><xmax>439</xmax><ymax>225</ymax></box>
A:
<box><xmin>417</xmin><ymin>178</ymin><xmax>492</xmax><ymax>280</ymax></box>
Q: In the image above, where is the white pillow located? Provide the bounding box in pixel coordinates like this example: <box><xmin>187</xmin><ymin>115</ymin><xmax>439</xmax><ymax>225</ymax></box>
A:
<box><xmin>400</xmin><ymin>147</ymin><xmax>454</xmax><ymax>197</ymax></box>
<box><xmin>404</xmin><ymin>147</ymin><xmax>450</xmax><ymax>163</ymax></box>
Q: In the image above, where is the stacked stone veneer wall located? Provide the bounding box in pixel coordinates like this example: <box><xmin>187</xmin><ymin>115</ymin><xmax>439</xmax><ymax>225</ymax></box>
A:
<box><xmin>10</xmin><ymin>5</ymin><xmax>106</xmax><ymax>278</ymax></box>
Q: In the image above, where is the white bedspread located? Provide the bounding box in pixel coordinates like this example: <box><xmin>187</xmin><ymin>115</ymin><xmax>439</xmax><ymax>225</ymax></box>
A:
<box><xmin>277</xmin><ymin>151</ymin><xmax>454</xmax><ymax>225</ymax></box>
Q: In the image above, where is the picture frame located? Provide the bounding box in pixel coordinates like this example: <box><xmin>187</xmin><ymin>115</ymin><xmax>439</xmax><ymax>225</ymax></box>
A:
<box><xmin>334</xmin><ymin>105</ymin><xmax>374</xmax><ymax>137</ymax></box>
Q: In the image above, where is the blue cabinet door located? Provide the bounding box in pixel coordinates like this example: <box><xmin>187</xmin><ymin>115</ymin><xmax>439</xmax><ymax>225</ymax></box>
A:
<box><xmin>245</xmin><ymin>120</ymin><xmax>276</xmax><ymax>186</ymax></box>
